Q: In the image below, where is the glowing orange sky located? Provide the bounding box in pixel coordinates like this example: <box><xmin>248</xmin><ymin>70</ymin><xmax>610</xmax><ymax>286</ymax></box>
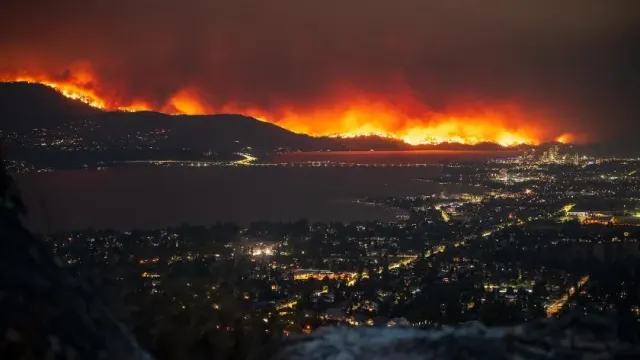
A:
<box><xmin>1</xmin><ymin>1</ymin><xmax>638</xmax><ymax>147</ymax></box>
<box><xmin>2</xmin><ymin>71</ymin><xmax>572</xmax><ymax>146</ymax></box>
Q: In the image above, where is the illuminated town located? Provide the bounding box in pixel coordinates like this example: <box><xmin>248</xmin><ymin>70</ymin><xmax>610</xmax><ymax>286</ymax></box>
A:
<box><xmin>31</xmin><ymin>143</ymin><xmax>640</xmax><ymax>346</ymax></box>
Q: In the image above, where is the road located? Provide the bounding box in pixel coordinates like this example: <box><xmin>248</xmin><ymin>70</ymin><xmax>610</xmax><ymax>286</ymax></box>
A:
<box><xmin>233</xmin><ymin>153</ymin><xmax>258</xmax><ymax>165</ymax></box>
<box><xmin>545</xmin><ymin>275</ymin><xmax>590</xmax><ymax>317</ymax></box>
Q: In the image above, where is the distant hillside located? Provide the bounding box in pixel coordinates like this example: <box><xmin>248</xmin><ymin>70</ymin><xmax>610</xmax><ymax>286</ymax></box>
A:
<box><xmin>0</xmin><ymin>82</ymin><xmax>328</xmax><ymax>152</ymax></box>
<box><xmin>0</xmin><ymin>82</ymin><xmax>99</xmax><ymax>131</ymax></box>
<box><xmin>0</xmin><ymin>81</ymin><xmax>546</xmax><ymax>153</ymax></box>
<box><xmin>90</xmin><ymin>111</ymin><xmax>325</xmax><ymax>152</ymax></box>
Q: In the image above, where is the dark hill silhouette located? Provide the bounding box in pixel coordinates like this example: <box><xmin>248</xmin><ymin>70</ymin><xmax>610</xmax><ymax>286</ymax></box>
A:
<box><xmin>0</xmin><ymin>81</ymin><xmax>536</xmax><ymax>152</ymax></box>
<box><xmin>0</xmin><ymin>82</ymin><xmax>99</xmax><ymax>131</ymax></box>
<box><xmin>0</xmin><ymin>82</ymin><xmax>328</xmax><ymax>152</ymax></box>
<box><xmin>91</xmin><ymin>111</ymin><xmax>324</xmax><ymax>151</ymax></box>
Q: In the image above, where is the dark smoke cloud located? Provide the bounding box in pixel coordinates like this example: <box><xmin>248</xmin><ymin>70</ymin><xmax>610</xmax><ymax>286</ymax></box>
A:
<box><xmin>1</xmin><ymin>0</ymin><xmax>639</xmax><ymax>141</ymax></box>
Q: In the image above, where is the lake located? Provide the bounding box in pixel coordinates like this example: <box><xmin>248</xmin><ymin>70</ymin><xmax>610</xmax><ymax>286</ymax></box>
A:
<box><xmin>15</xmin><ymin>166</ymin><xmax>447</xmax><ymax>232</ymax></box>
<box><xmin>15</xmin><ymin>151</ymin><xmax>498</xmax><ymax>232</ymax></box>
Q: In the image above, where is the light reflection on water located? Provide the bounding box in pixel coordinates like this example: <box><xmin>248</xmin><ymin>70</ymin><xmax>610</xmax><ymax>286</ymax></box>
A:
<box><xmin>271</xmin><ymin>149</ymin><xmax>519</xmax><ymax>164</ymax></box>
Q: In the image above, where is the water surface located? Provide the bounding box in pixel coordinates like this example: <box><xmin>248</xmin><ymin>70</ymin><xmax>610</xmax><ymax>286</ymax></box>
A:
<box><xmin>17</xmin><ymin>166</ymin><xmax>448</xmax><ymax>232</ymax></box>
<box><xmin>16</xmin><ymin>151</ymin><xmax>497</xmax><ymax>232</ymax></box>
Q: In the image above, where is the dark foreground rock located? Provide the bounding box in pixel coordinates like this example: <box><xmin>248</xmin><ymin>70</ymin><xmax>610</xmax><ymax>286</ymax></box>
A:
<box><xmin>272</xmin><ymin>316</ymin><xmax>639</xmax><ymax>360</ymax></box>
<box><xmin>0</xmin><ymin>158</ymin><xmax>152</xmax><ymax>359</ymax></box>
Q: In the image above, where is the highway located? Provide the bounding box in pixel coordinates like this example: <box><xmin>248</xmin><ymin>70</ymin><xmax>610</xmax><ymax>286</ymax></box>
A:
<box><xmin>439</xmin><ymin>208</ymin><xmax>451</xmax><ymax>222</ymax></box>
<box><xmin>119</xmin><ymin>159</ymin><xmax>440</xmax><ymax>168</ymax></box>
<box><xmin>233</xmin><ymin>152</ymin><xmax>258</xmax><ymax>165</ymax></box>
<box><xmin>545</xmin><ymin>275</ymin><xmax>590</xmax><ymax>317</ymax></box>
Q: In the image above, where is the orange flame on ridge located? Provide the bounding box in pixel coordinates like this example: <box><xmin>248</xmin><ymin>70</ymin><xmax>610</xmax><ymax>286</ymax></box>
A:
<box><xmin>555</xmin><ymin>133</ymin><xmax>575</xmax><ymax>144</ymax></box>
<box><xmin>1</xmin><ymin>70</ymin><xmax>572</xmax><ymax>147</ymax></box>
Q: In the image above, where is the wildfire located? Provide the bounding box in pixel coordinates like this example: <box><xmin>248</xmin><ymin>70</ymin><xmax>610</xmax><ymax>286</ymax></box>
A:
<box><xmin>12</xmin><ymin>77</ymin><xmax>107</xmax><ymax>109</ymax></box>
<box><xmin>190</xmin><ymin>97</ymin><xmax>549</xmax><ymax>147</ymax></box>
<box><xmin>555</xmin><ymin>133</ymin><xmax>575</xmax><ymax>144</ymax></box>
<box><xmin>1</xmin><ymin>73</ymin><xmax>570</xmax><ymax>146</ymax></box>
<box><xmin>268</xmin><ymin>105</ymin><xmax>541</xmax><ymax>147</ymax></box>
<box><xmin>1</xmin><ymin>70</ymin><xmax>151</xmax><ymax>112</ymax></box>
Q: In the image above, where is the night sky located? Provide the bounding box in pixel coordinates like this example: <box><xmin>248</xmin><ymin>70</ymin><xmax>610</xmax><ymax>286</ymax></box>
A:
<box><xmin>1</xmin><ymin>0</ymin><xmax>638</xmax><ymax>144</ymax></box>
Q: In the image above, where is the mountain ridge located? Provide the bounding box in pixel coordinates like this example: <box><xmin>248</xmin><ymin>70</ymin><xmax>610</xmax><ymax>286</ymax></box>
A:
<box><xmin>0</xmin><ymin>82</ymin><xmax>331</xmax><ymax>152</ymax></box>
<box><xmin>0</xmin><ymin>81</ymin><xmax>100</xmax><ymax>130</ymax></box>
<box><xmin>0</xmin><ymin>81</ymin><xmax>560</xmax><ymax>153</ymax></box>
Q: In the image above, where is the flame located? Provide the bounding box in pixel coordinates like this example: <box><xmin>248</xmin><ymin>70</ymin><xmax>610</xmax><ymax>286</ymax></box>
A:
<box><xmin>555</xmin><ymin>133</ymin><xmax>575</xmax><ymax>144</ymax></box>
<box><xmin>1</xmin><ymin>69</ymin><xmax>150</xmax><ymax>112</ymax></box>
<box><xmin>1</xmin><ymin>71</ymin><xmax>568</xmax><ymax>146</ymax></box>
<box><xmin>164</xmin><ymin>88</ymin><xmax>209</xmax><ymax>115</ymax></box>
<box><xmin>11</xmin><ymin>76</ymin><xmax>107</xmax><ymax>109</ymax></box>
<box><xmin>266</xmin><ymin>104</ymin><xmax>541</xmax><ymax>147</ymax></box>
<box><xmin>168</xmin><ymin>95</ymin><xmax>545</xmax><ymax>146</ymax></box>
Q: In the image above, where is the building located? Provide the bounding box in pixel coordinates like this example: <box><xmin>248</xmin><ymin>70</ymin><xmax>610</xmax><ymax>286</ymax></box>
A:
<box><xmin>290</xmin><ymin>269</ymin><xmax>357</xmax><ymax>281</ymax></box>
<box><xmin>567</xmin><ymin>210</ymin><xmax>589</xmax><ymax>217</ymax></box>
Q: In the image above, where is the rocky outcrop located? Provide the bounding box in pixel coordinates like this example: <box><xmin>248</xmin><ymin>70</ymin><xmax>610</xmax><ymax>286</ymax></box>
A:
<box><xmin>272</xmin><ymin>316</ymin><xmax>639</xmax><ymax>360</ymax></box>
<box><xmin>0</xmin><ymin>159</ymin><xmax>152</xmax><ymax>360</ymax></box>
